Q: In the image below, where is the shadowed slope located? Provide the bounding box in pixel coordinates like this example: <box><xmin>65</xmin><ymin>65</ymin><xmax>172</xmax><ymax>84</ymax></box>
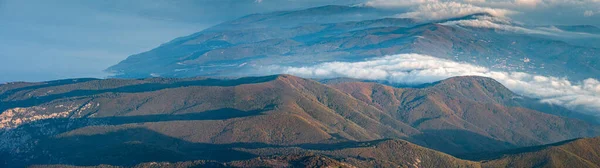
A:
<box><xmin>481</xmin><ymin>137</ymin><xmax>600</xmax><ymax>168</ymax></box>
<box><xmin>330</xmin><ymin>76</ymin><xmax>600</xmax><ymax>154</ymax></box>
<box><xmin>29</xmin><ymin>138</ymin><xmax>480</xmax><ymax>168</ymax></box>
<box><xmin>27</xmin><ymin>136</ymin><xmax>600</xmax><ymax>168</ymax></box>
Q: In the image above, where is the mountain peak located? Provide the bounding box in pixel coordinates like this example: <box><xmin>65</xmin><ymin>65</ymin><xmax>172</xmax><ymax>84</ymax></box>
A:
<box><xmin>438</xmin><ymin>76</ymin><xmax>501</xmax><ymax>86</ymax></box>
<box><xmin>428</xmin><ymin>76</ymin><xmax>516</xmax><ymax>104</ymax></box>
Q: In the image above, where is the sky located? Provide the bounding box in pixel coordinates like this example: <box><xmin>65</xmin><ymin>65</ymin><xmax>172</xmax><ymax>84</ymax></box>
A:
<box><xmin>0</xmin><ymin>0</ymin><xmax>362</xmax><ymax>83</ymax></box>
<box><xmin>1</xmin><ymin>0</ymin><xmax>599</xmax><ymax>83</ymax></box>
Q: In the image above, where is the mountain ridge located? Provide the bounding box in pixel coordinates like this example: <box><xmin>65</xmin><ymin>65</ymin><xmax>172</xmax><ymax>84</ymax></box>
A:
<box><xmin>2</xmin><ymin>74</ymin><xmax>599</xmax><ymax>167</ymax></box>
<box><xmin>27</xmin><ymin>136</ymin><xmax>600</xmax><ymax>168</ymax></box>
<box><xmin>480</xmin><ymin>137</ymin><xmax>600</xmax><ymax>168</ymax></box>
<box><xmin>105</xmin><ymin>5</ymin><xmax>600</xmax><ymax>81</ymax></box>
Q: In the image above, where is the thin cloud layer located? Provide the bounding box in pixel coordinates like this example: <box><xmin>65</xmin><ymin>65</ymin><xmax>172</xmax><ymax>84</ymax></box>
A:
<box><xmin>440</xmin><ymin>15</ymin><xmax>553</xmax><ymax>35</ymax></box>
<box><xmin>440</xmin><ymin>15</ymin><xmax>600</xmax><ymax>38</ymax></box>
<box><xmin>267</xmin><ymin>54</ymin><xmax>600</xmax><ymax>116</ymax></box>
<box><xmin>363</xmin><ymin>0</ymin><xmax>600</xmax><ymax>27</ymax></box>
<box><xmin>364</xmin><ymin>0</ymin><xmax>600</xmax><ymax>9</ymax></box>
<box><xmin>585</xmin><ymin>10</ymin><xmax>597</xmax><ymax>17</ymax></box>
<box><xmin>363</xmin><ymin>0</ymin><xmax>438</xmax><ymax>8</ymax></box>
<box><xmin>395</xmin><ymin>2</ymin><xmax>516</xmax><ymax>20</ymax></box>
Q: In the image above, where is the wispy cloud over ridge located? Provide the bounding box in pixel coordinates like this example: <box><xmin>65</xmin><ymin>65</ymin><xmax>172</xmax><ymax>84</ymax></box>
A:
<box><xmin>267</xmin><ymin>54</ymin><xmax>600</xmax><ymax>116</ymax></box>
<box><xmin>363</xmin><ymin>0</ymin><xmax>439</xmax><ymax>8</ymax></box>
<box><xmin>395</xmin><ymin>2</ymin><xmax>517</xmax><ymax>20</ymax></box>
<box><xmin>439</xmin><ymin>14</ymin><xmax>600</xmax><ymax>38</ymax></box>
<box><xmin>440</xmin><ymin>15</ymin><xmax>553</xmax><ymax>35</ymax></box>
<box><xmin>364</xmin><ymin>0</ymin><xmax>600</xmax><ymax>9</ymax></box>
<box><xmin>363</xmin><ymin>0</ymin><xmax>600</xmax><ymax>27</ymax></box>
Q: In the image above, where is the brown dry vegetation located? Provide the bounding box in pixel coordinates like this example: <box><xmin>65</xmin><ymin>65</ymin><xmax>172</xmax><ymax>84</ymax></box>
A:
<box><xmin>2</xmin><ymin>75</ymin><xmax>599</xmax><ymax>167</ymax></box>
<box><xmin>481</xmin><ymin>137</ymin><xmax>600</xmax><ymax>168</ymax></box>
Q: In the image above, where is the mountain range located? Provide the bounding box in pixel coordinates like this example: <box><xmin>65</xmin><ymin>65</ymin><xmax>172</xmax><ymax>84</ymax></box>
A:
<box><xmin>106</xmin><ymin>5</ymin><xmax>600</xmax><ymax>81</ymax></box>
<box><xmin>29</xmin><ymin>137</ymin><xmax>600</xmax><ymax>168</ymax></box>
<box><xmin>2</xmin><ymin>74</ymin><xmax>599</xmax><ymax>167</ymax></box>
<box><xmin>4</xmin><ymin>4</ymin><xmax>600</xmax><ymax>168</ymax></box>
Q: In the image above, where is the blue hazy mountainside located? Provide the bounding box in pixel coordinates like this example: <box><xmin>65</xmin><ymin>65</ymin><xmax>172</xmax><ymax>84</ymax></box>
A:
<box><xmin>107</xmin><ymin>5</ymin><xmax>600</xmax><ymax>81</ymax></box>
<box><xmin>104</xmin><ymin>4</ymin><xmax>600</xmax><ymax>119</ymax></box>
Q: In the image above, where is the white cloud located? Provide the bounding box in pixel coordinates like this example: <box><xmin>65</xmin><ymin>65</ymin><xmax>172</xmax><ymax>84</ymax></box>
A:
<box><xmin>364</xmin><ymin>0</ymin><xmax>600</xmax><ymax>9</ymax></box>
<box><xmin>362</xmin><ymin>0</ymin><xmax>440</xmax><ymax>8</ymax></box>
<box><xmin>584</xmin><ymin>10</ymin><xmax>595</xmax><ymax>17</ymax></box>
<box><xmin>515</xmin><ymin>0</ymin><xmax>542</xmax><ymax>7</ymax></box>
<box><xmin>266</xmin><ymin>54</ymin><xmax>600</xmax><ymax>116</ymax></box>
<box><xmin>364</xmin><ymin>0</ymin><xmax>600</xmax><ymax>23</ymax></box>
<box><xmin>439</xmin><ymin>15</ymin><xmax>600</xmax><ymax>37</ymax></box>
<box><xmin>440</xmin><ymin>16</ymin><xmax>554</xmax><ymax>35</ymax></box>
<box><xmin>394</xmin><ymin>2</ymin><xmax>517</xmax><ymax>21</ymax></box>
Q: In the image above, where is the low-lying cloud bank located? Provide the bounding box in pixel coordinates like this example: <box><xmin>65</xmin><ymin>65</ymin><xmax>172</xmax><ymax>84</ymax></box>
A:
<box><xmin>266</xmin><ymin>54</ymin><xmax>600</xmax><ymax>116</ymax></box>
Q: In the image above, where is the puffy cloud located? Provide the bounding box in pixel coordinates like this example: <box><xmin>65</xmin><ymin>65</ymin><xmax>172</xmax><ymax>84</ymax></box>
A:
<box><xmin>395</xmin><ymin>2</ymin><xmax>517</xmax><ymax>21</ymax></box>
<box><xmin>266</xmin><ymin>54</ymin><xmax>600</xmax><ymax>116</ymax></box>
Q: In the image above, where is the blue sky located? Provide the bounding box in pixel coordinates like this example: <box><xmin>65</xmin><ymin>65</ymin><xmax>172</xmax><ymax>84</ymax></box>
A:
<box><xmin>0</xmin><ymin>0</ymin><xmax>204</xmax><ymax>82</ymax></box>
<box><xmin>1</xmin><ymin>0</ymin><xmax>598</xmax><ymax>83</ymax></box>
<box><xmin>0</xmin><ymin>0</ymin><xmax>361</xmax><ymax>82</ymax></box>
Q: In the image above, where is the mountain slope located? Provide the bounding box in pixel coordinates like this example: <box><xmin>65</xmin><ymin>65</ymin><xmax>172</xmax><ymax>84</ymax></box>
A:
<box><xmin>106</xmin><ymin>6</ymin><xmax>600</xmax><ymax>81</ymax></box>
<box><xmin>31</xmin><ymin>139</ymin><xmax>481</xmax><ymax>168</ymax></box>
<box><xmin>329</xmin><ymin>76</ymin><xmax>600</xmax><ymax>154</ymax></box>
<box><xmin>29</xmin><ymin>137</ymin><xmax>600</xmax><ymax>168</ymax></box>
<box><xmin>480</xmin><ymin>137</ymin><xmax>600</xmax><ymax>168</ymax></box>
<box><xmin>242</xmin><ymin>139</ymin><xmax>481</xmax><ymax>168</ymax></box>
<box><xmin>2</xmin><ymin>75</ymin><xmax>599</xmax><ymax>167</ymax></box>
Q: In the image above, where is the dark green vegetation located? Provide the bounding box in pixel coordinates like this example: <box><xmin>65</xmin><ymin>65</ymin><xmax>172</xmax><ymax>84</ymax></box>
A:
<box><xmin>2</xmin><ymin>75</ymin><xmax>599</xmax><ymax>167</ymax></box>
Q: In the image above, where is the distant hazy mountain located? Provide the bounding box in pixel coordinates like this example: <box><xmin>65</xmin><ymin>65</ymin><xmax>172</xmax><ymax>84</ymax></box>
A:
<box><xmin>555</xmin><ymin>25</ymin><xmax>600</xmax><ymax>34</ymax></box>
<box><xmin>2</xmin><ymin>75</ymin><xmax>598</xmax><ymax>167</ymax></box>
<box><xmin>106</xmin><ymin>5</ymin><xmax>600</xmax><ymax>81</ymax></box>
